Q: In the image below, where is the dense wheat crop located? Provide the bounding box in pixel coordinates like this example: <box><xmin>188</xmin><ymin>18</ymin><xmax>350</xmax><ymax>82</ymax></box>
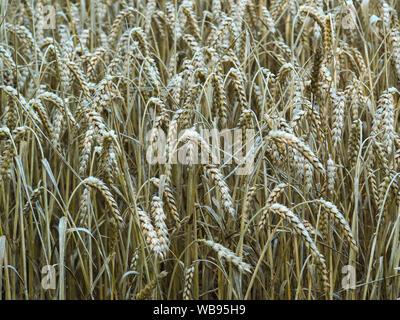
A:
<box><xmin>0</xmin><ymin>0</ymin><xmax>399</xmax><ymax>300</ymax></box>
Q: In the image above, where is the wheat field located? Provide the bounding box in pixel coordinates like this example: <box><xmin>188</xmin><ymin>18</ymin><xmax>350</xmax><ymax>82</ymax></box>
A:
<box><xmin>0</xmin><ymin>0</ymin><xmax>399</xmax><ymax>300</ymax></box>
